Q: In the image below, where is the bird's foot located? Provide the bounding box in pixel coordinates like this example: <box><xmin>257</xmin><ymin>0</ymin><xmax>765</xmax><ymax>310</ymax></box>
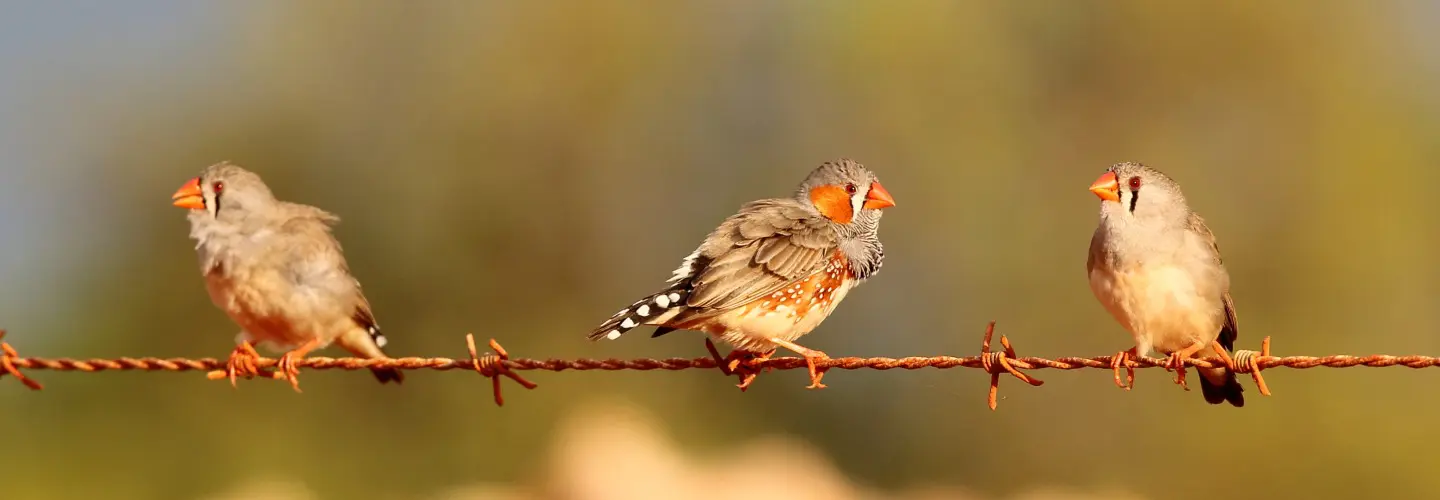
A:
<box><xmin>1163</xmin><ymin>352</ymin><xmax>1190</xmax><ymax>390</ymax></box>
<box><xmin>206</xmin><ymin>341</ymin><xmax>268</xmax><ymax>387</ymax></box>
<box><xmin>703</xmin><ymin>338</ymin><xmax>774</xmax><ymax>391</ymax></box>
<box><xmin>1110</xmin><ymin>347</ymin><xmax>1138</xmax><ymax>390</ymax></box>
<box><xmin>1163</xmin><ymin>343</ymin><xmax>1206</xmax><ymax>391</ymax></box>
<box><xmin>730</xmin><ymin>350</ymin><xmax>773</xmax><ymax>391</ymax></box>
<box><xmin>274</xmin><ymin>339</ymin><xmax>322</xmax><ymax>393</ymax></box>
<box><xmin>276</xmin><ymin>351</ymin><xmax>306</xmax><ymax>393</ymax></box>
<box><xmin>797</xmin><ymin>349</ymin><xmax>830</xmax><ymax>390</ymax></box>
<box><xmin>770</xmin><ymin>339</ymin><xmax>830</xmax><ymax>389</ymax></box>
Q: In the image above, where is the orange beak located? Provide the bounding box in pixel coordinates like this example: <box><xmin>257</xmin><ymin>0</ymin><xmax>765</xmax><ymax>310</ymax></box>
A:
<box><xmin>863</xmin><ymin>181</ymin><xmax>896</xmax><ymax>210</ymax></box>
<box><xmin>1088</xmin><ymin>171</ymin><xmax>1120</xmax><ymax>202</ymax></box>
<box><xmin>172</xmin><ymin>177</ymin><xmax>205</xmax><ymax>210</ymax></box>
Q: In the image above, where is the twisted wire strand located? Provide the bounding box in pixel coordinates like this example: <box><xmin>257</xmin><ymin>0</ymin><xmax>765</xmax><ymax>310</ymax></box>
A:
<box><xmin>0</xmin><ymin>324</ymin><xmax>1429</xmax><ymax>409</ymax></box>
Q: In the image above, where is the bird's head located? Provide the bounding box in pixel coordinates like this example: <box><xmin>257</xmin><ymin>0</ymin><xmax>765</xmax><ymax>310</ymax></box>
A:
<box><xmin>1089</xmin><ymin>161</ymin><xmax>1190</xmax><ymax>226</ymax></box>
<box><xmin>171</xmin><ymin>161</ymin><xmax>276</xmax><ymax>222</ymax></box>
<box><xmin>795</xmin><ymin>158</ymin><xmax>895</xmax><ymax>233</ymax></box>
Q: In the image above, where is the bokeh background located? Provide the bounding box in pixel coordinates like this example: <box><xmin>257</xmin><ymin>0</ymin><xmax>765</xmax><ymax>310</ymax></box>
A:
<box><xmin>1</xmin><ymin>1</ymin><xmax>1438</xmax><ymax>499</ymax></box>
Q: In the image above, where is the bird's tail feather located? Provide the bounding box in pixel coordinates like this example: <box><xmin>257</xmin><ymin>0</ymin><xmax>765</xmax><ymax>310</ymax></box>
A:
<box><xmin>369</xmin><ymin>366</ymin><xmax>404</xmax><ymax>384</ymax></box>
<box><xmin>339</xmin><ymin>328</ymin><xmax>404</xmax><ymax>385</ymax></box>
<box><xmin>1199</xmin><ymin>367</ymin><xmax>1243</xmax><ymax>407</ymax></box>
<box><xmin>588</xmin><ymin>288</ymin><xmax>690</xmax><ymax>341</ymax></box>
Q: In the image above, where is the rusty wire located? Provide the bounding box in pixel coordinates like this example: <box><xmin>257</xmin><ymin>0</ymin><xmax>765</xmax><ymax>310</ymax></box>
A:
<box><xmin>3</xmin><ymin>323</ymin><xmax>1439</xmax><ymax>409</ymax></box>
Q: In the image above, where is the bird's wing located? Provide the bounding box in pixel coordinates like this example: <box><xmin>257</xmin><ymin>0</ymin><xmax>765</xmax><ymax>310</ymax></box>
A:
<box><xmin>277</xmin><ymin>206</ymin><xmax>375</xmax><ymax>330</ymax></box>
<box><xmin>682</xmin><ymin>199</ymin><xmax>840</xmax><ymax>311</ymax></box>
<box><xmin>1188</xmin><ymin>212</ymin><xmax>1238</xmax><ymax>350</ymax></box>
<box><xmin>1086</xmin><ymin>225</ymin><xmax>1108</xmax><ymax>274</ymax></box>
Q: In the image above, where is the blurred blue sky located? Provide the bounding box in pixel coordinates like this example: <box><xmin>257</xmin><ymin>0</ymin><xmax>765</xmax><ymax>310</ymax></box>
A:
<box><xmin>0</xmin><ymin>2</ymin><xmax>227</xmax><ymax>332</ymax></box>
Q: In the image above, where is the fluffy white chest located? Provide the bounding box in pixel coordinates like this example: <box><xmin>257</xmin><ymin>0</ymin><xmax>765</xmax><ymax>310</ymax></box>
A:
<box><xmin>203</xmin><ymin>257</ymin><xmax>350</xmax><ymax>352</ymax></box>
<box><xmin>1089</xmin><ymin>263</ymin><xmax>1222</xmax><ymax>356</ymax></box>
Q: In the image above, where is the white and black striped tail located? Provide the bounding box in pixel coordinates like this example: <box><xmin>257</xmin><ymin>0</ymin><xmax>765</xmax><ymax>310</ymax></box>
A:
<box><xmin>587</xmin><ymin>288</ymin><xmax>690</xmax><ymax>341</ymax></box>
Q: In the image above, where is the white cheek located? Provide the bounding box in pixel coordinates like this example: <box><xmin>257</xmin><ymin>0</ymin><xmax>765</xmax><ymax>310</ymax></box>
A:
<box><xmin>851</xmin><ymin>192</ymin><xmax>864</xmax><ymax>213</ymax></box>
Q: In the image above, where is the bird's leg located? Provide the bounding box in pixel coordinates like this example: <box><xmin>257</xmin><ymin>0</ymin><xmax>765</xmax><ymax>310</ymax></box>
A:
<box><xmin>1110</xmin><ymin>347</ymin><xmax>1138</xmax><ymax>390</ymax></box>
<box><xmin>276</xmin><ymin>338</ymin><xmax>324</xmax><ymax>393</ymax></box>
<box><xmin>1210</xmin><ymin>341</ymin><xmax>1237</xmax><ymax>371</ymax></box>
<box><xmin>1163</xmin><ymin>341</ymin><xmax>1207</xmax><ymax>391</ymax></box>
<box><xmin>769</xmin><ymin>339</ymin><xmax>830</xmax><ymax>390</ymax></box>
<box><xmin>704</xmin><ymin>338</ymin><xmax>732</xmax><ymax>376</ymax></box>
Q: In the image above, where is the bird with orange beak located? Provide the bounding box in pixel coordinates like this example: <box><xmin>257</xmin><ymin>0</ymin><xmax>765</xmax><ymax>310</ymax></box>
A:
<box><xmin>172</xmin><ymin>161</ymin><xmax>404</xmax><ymax>390</ymax></box>
<box><xmin>1085</xmin><ymin>162</ymin><xmax>1246</xmax><ymax>406</ymax></box>
<box><xmin>587</xmin><ymin>159</ymin><xmax>895</xmax><ymax>390</ymax></box>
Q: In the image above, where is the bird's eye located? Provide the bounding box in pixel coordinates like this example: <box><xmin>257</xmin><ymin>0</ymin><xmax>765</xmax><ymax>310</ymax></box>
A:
<box><xmin>1127</xmin><ymin>176</ymin><xmax>1141</xmax><ymax>190</ymax></box>
<box><xmin>844</xmin><ymin>183</ymin><xmax>857</xmax><ymax>195</ymax></box>
<box><xmin>213</xmin><ymin>181</ymin><xmax>224</xmax><ymax>193</ymax></box>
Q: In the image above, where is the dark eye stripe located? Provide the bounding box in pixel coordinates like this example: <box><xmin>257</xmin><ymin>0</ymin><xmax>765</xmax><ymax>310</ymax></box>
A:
<box><xmin>208</xmin><ymin>178</ymin><xmax>222</xmax><ymax>215</ymax></box>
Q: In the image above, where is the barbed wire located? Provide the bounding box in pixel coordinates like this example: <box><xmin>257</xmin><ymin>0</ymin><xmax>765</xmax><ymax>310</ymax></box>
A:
<box><xmin>4</xmin><ymin>323</ymin><xmax>1438</xmax><ymax>409</ymax></box>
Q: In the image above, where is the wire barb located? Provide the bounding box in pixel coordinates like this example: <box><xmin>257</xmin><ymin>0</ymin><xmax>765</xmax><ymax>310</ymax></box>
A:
<box><xmin>1230</xmin><ymin>336</ymin><xmax>1273</xmax><ymax>396</ymax></box>
<box><xmin>466</xmin><ymin>334</ymin><xmax>538</xmax><ymax>407</ymax></box>
<box><xmin>0</xmin><ymin>330</ymin><xmax>42</xmax><ymax>390</ymax></box>
<box><xmin>978</xmin><ymin>321</ymin><xmax>1042</xmax><ymax>410</ymax></box>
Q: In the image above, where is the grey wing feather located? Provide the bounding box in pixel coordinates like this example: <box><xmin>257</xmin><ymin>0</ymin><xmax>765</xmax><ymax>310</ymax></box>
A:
<box><xmin>1218</xmin><ymin>291</ymin><xmax>1238</xmax><ymax>350</ymax></box>
<box><xmin>683</xmin><ymin>199</ymin><xmax>838</xmax><ymax>311</ymax></box>
<box><xmin>1086</xmin><ymin>226</ymin><xmax>1107</xmax><ymax>274</ymax></box>
<box><xmin>278</xmin><ymin>209</ymin><xmax>370</xmax><ymax>325</ymax></box>
<box><xmin>1186</xmin><ymin>213</ymin><xmax>1225</xmax><ymax>266</ymax></box>
<box><xmin>1188</xmin><ymin>213</ymin><xmax>1238</xmax><ymax>350</ymax></box>
<box><xmin>282</xmin><ymin>202</ymin><xmax>342</xmax><ymax>226</ymax></box>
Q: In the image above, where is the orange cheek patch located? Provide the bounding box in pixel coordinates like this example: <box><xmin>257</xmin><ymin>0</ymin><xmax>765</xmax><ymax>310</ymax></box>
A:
<box><xmin>808</xmin><ymin>185</ymin><xmax>853</xmax><ymax>224</ymax></box>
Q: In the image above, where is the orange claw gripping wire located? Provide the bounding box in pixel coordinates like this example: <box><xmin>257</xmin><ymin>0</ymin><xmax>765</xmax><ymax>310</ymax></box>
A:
<box><xmin>0</xmin><ymin>330</ymin><xmax>42</xmax><ymax>390</ymax></box>
<box><xmin>466</xmin><ymin>334</ymin><xmax>538</xmax><ymax>407</ymax></box>
<box><xmin>205</xmin><ymin>341</ymin><xmax>274</xmax><ymax>386</ymax></box>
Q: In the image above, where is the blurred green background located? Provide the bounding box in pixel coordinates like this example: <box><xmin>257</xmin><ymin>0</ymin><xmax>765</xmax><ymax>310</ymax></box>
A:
<box><xmin>1</xmin><ymin>1</ymin><xmax>1438</xmax><ymax>499</ymax></box>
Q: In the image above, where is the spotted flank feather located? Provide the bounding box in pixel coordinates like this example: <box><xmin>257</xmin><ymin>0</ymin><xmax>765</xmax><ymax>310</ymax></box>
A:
<box><xmin>587</xmin><ymin>288</ymin><xmax>691</xmax><ymax>341</ymax></box>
